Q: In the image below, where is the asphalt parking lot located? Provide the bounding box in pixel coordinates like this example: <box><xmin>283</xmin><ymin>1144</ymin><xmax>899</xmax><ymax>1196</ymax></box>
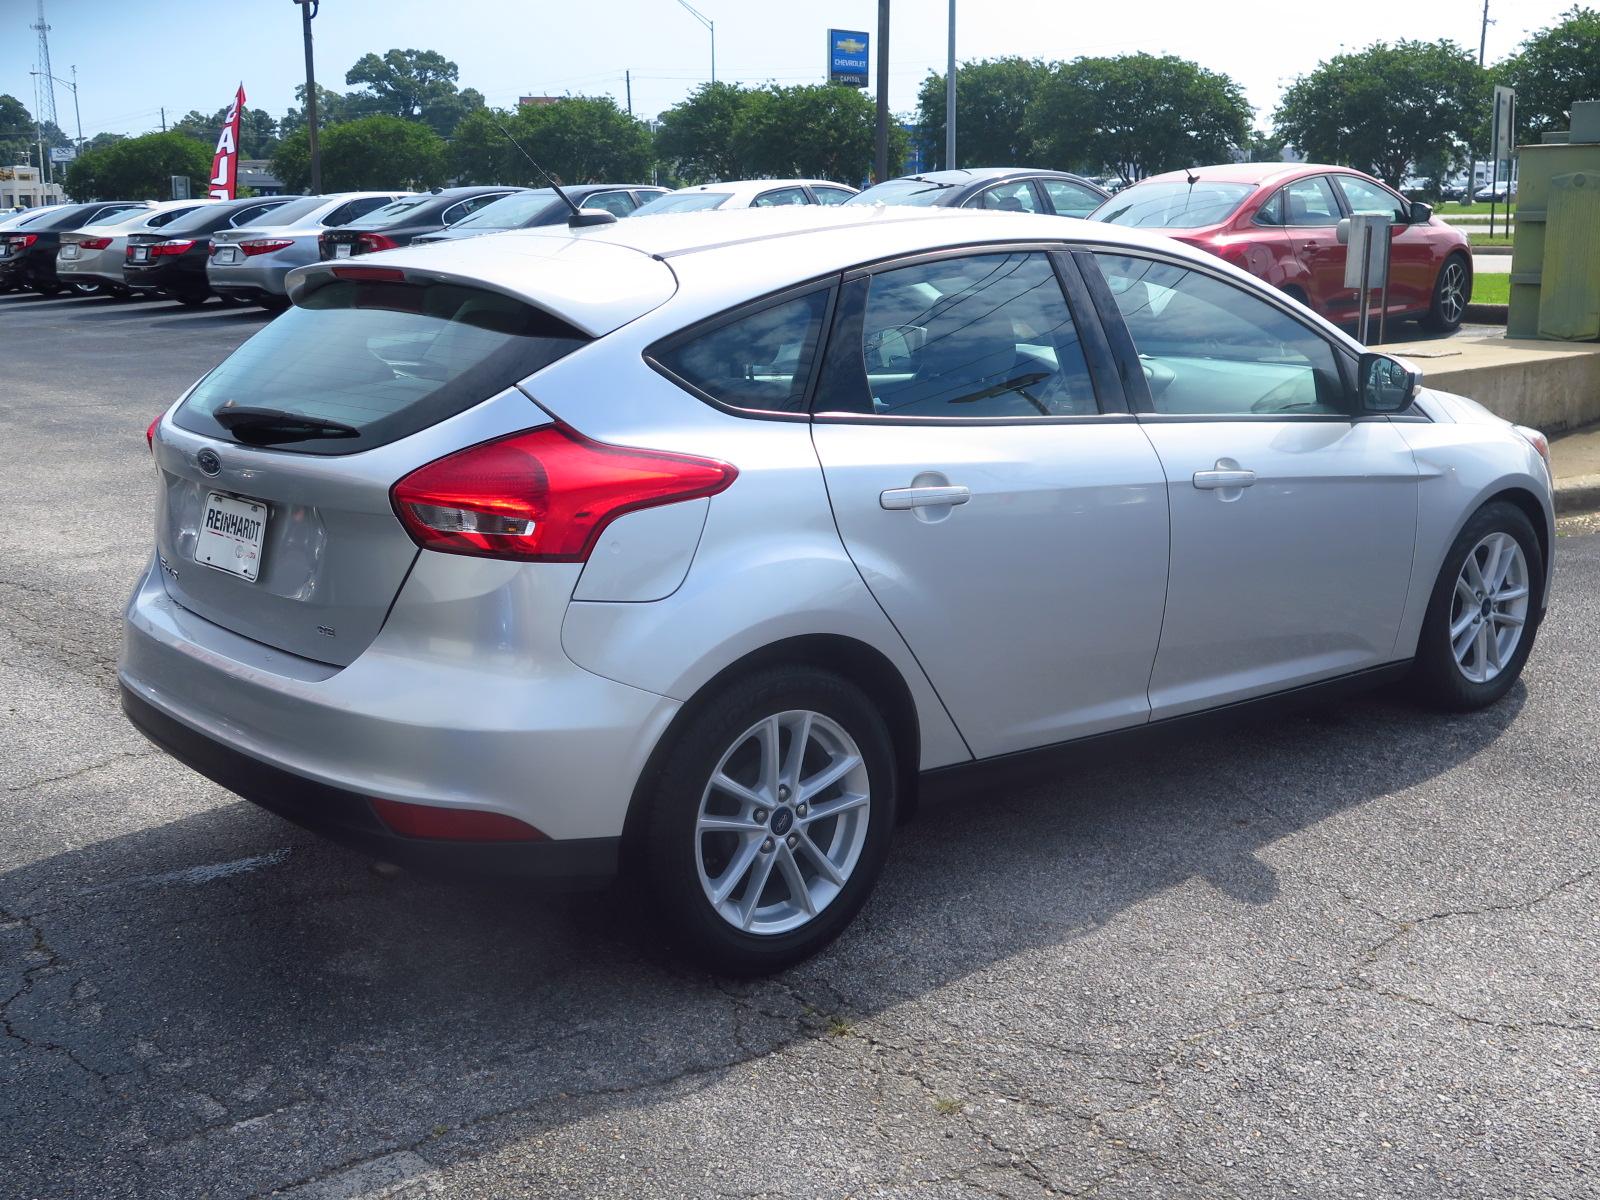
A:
<box><xmin>2</xmin><ymin>287</ymin><xmax>1596</xmax><ymax>1199</ymax></box>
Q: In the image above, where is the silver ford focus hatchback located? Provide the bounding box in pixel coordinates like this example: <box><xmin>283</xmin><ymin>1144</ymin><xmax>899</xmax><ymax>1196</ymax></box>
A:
<box><xmin>123</xmin><ymin>206</ymin><xmax>1554</xmax><ymax>971</ymax></box>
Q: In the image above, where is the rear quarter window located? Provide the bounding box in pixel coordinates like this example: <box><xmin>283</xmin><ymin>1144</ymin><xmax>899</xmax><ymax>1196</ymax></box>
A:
<box><xmin>173</xmin><ymin>280</ymin><xmax>588</xmax><ymax>454</ymax></box>
<box><xmin>650</xmin><ymin>289</ymin><xmax>831</xmax><ymax>415</ymax></box>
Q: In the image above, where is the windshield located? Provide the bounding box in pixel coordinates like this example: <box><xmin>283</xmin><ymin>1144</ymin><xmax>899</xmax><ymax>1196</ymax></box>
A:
<box><xmin>451</xmin><ymin>191</ymin><xmax>559</xmax><ymax>229</ymax></box>
<box><xmin>346</xmin><ymin>196</ymin><xmax>434</xmax><ymax>228</ymax></box>
<box><xmin>96</xmin><ymin>207</ymin><xmax>160</xmax><ymax>228</ymax></box>
<box><xmin>245</xmin><ymin>195</ymin><xmax>331</xmax><ymax>226</ymax></box>
<box><xmin>1092</xmin><ymin>181</ymin><xmax>1254</xmax><ymax>229</ymax></box>
<box><xmin>844</xmin><ymin>178</ymin><xmax>957</xmax><ymax>207</ymax></box>
<box><xmin>173</xmin><ymin>279</ymin><xmax>588</xmax><ymax>455</ymax></box>
<box><xmin>633</xmin><ymin>191</ymin><xmax>730</xmax><ymax>216</ymax></box>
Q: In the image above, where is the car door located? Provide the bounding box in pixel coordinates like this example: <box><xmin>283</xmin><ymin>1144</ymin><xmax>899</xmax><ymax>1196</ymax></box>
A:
<box><xmin>1331</xmin><ymin>174</ymin><xmax>1430</xmax><ymax>314</ymax></box>
<box><xmin>808</xmin><ymin>248</ymin><xmax>1171</xmax><ymax>758</ymax></box>
<box><xmin>1279</xmin><ymin>175</ymin><xmax>1350</xmax><ymax>320</ymax></box>
<box><xmin>1239</xmin><ymin>187</ymin><xmax>1306</xmax><ymax>295</ymax></box>
<box><xmin>1083</xmin><ymin>250</ymin><xmax>1419</xmax><ymax>718</ymax></box>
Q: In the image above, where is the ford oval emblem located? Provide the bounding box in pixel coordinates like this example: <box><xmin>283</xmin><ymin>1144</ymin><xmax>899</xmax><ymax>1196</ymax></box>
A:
<box><xmin>196</xmin><ymin>448</ymin><xmax>222</xmax><ymax>476</ymax></box>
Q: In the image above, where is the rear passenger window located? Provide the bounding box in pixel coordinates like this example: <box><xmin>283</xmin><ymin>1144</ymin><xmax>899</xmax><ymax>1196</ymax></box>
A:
<box><xmin>752</xmin><ymin>187</ymin><xmax>810</xmax><ymax>207</ymax></box>
<box><xmin>585</xmin><ymin>191</ymin><xmax>637</xmax><ymax>216</ymax></box>
<box><xmin>653</xmin><ymin>290</ymin><xmax>830</xmax><ymax>413</ymax></box>
<box><xmin>848</xmin><ymin>252</ymin><xmax>1097</xmax><ymax>418</ymax></box>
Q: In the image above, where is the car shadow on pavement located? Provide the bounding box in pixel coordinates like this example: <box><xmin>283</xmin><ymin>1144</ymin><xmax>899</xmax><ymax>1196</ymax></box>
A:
<box><xmin>0</xmin><ymin>683</ymin><xmax>1525</xmax><ymax>1196</ymax></box>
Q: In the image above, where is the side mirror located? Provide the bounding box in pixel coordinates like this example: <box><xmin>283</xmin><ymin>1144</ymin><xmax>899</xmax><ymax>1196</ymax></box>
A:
<box><xmin>1358</xmin><ymin>352</ymin><xmax>1420</xmax><ymax>414</ymax></box>
<box><xmin>1408</xmin><ymin>200</ymin><xmax>1433</xmax><ymax>224</ymax></box>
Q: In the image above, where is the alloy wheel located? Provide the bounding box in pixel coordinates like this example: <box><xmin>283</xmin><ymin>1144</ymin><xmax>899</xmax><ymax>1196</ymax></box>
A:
<box><xmin>694</xmin><ymin>709</ymin><xmax>871</xmax><ymax>936</ymax></box>
<box><xmin>1449</xmin><ymin>531</ymin><xmax>1528</xmax><ymax>683</ymax></box>
<box><xmin>1438</xmin><ymin>261</ymin><xmax>1466</xmax><ymax>325</ymax></box>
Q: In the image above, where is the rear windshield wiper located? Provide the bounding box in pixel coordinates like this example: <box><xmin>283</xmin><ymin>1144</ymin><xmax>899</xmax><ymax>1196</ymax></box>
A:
<box><xmin>212</xmin><ymin>405</ymin><xmax>360</xmax><ymax>444</ymax></box>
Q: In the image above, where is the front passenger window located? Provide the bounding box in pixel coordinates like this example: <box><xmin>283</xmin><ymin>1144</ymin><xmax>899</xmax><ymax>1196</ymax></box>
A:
<box><xmin>1093</xmin><ymin>254</ymin><xmax>1347</xmax><ymax>416</ymax></box>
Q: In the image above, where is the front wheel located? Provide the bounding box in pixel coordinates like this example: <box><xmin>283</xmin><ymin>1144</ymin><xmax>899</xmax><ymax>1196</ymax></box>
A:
<box><xmin>1421</xmin><ymin>254</ymin><xmax>1470</xmax><ymax>332</ymax></box>
<box><xmin>1411</xmin><ymin>501</ymin><xmax>1543</xmax><ymax>710</ymax></box>
<box><xmin>639</xmin><ymin>667</ymin><xmax>897</xmax><ymax>973</ymax></box>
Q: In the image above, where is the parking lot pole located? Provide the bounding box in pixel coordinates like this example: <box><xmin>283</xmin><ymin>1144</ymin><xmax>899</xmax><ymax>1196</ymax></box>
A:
<box><xmin>945</xmin><ymin>0</ymin><xmax>956</xmax><ymax>169</ymax></box>
<box><xmin>874</xmin><ymin>1</ymin><xmax>890</xmax><ymax>183</ymax></box>
<box><xmin>295</xmin><ymin>0</ymin><xmax>322</xmax><ymax>195</ymax></box>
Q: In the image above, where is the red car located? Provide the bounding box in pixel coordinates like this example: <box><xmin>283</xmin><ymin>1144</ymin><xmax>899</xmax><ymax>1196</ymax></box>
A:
<box><xmin>1092</xmin><ymin>163</ymin><xmax>1472</xmax><ymax>331</ymax></box>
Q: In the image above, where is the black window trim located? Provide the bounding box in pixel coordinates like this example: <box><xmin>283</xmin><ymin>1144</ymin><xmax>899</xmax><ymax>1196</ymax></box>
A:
<box><xmin>806</xmin><ymin>185</ymin><xmax>857</xmax><ymax>205</ymax></box>
<box><xmin>1327</xmin><ymin>172</ymin><xmax>1412</xmax><ymax>225</ymax></box>
<box><xmin>812</xmin><ymin>241</ymin><xmax>1129</xmax><ymax>426</ymax></box>
<box><xmin>751</xmin><ymin>185</ymin><xmax>812</xmax><ymax>208</ymax></box>
<box><xmin>642</xmin><ymin>275</ymin><xmax>842</xmax><ymax>423</ymax></box>
<box><xmin>1074</xmin><ymin>245</ymin><xmax>1394</xmax><ymax>423</ymax></box>
<box><xmin>959</xmin><ymin>178</ymin><xmax>1048</xmax><ymax>215</ymax></box>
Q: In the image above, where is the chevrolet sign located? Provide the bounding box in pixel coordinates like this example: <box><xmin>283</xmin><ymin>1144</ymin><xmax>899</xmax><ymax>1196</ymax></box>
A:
<box><xmin>828</xmin><ymin>29</ymin><xmax>869</xmax><ymax>87</ymax></box>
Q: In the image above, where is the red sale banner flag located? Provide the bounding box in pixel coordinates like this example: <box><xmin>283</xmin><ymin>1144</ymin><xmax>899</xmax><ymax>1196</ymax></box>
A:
<box><xmin>208</xmin><ymin>84</ymin><xmax>246</xmax><ymax>200</ymax></box>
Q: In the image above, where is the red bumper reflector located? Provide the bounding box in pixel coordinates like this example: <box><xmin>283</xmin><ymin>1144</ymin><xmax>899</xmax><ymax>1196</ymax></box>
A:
<box><xmin>370</xmin><ymin>797</ymin><xmax>548</xmax><ymax>842</ymax></box>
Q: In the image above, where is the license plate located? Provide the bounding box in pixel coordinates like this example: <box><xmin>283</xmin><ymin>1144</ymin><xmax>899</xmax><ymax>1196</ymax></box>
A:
<box><xmin>195</xmin><ymin>492</ymin><xmax>268</xmax><ymax>582</ymax></box>
<box><xmin>334</xmin><ymin>243</ymin><xmax>352</xmax><ymax>258</ymax></box>
<box><xmin>215</xmin><ymin>246</ymin><xmax>239</xmax><ymax>264</ymax></box>
<box><xmin>60</xmin><ymin>245</ymin><xmax>79</xmax><ymax>259</ymax></box>
<box><xmin>132</xmin><ymin>246</ymin><xmax>149</xmax><ymax>262</ymax></box>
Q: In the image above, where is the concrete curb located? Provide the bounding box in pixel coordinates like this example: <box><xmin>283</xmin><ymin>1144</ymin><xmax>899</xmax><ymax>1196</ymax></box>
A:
<box><xmin>1465</xmin><ymin>303</ymin><xmax>1508</xmax><ymax>324</ymax></box>
<box><xmin>1472</xmin><ymin>245</ymin><xmax>1513</xmax><ymax>256</ymax></box>
<box><xmin>1555</xmin><ymin>473</ymin><xmax>1600</xmax><ymax>515</ymax></box>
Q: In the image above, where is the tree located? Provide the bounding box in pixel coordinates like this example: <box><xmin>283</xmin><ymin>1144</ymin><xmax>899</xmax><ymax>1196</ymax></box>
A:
<box><xmin>62</xmin><ymin>133</ymin><xmax>210</xmax><ymax>200</ymax></box>
<box><xmin>1031</xmin><ymin>54</ymin><xmax>1251</xmax><ymax>183</ymax></box>
<box><xmin>1496</xmin><ymin>6</ymin><xmax>1600</xmax><ymax>137</ymax></box>
<box><xmin>0</xmin><ymin>94</ymin><xmax>72</xmax><ymax>173</ymax></box>
<box><xmin>451</xmin><ymin>98</ymin><xmax>652</xmax><ymax>185</ymax></box>
<box><xmin>279</xmin><ymin>83</ymin><xmax>360</xmax><ymax>138</ymax></box>
<box><xmin>171</xmin><ymin>107</ymin><xmax>279</xmax><ymax>158</ymax></box>
<box><xmin>915</xmin><ymin>58</ymin><xmax>1050</xmax><ymax>170</ymax></box>
<box><xmin>272</xmin><ymin>115</ymin><xmax>446</xmax><ymax>191</ymax></box>
<box><xmin>1274</xmin><ymin>40</ymin><xmax>1482</xmax><ymax>187</ymax></box>
<box><xmin>731</xmin><ymin>84</ymin><xmax>899</xmax><ymax>182</ymax></box>
<box><xmin>655</xmin><ymin>82</ymin><xmax>751</xmax><ymax>182</ymax></box>
<box><xmin>1243</xmin><ymin>127</ymin><xmax>1289</xmax><ymax>162</ymax></box>
<box><xmin>345</xmin><ymin>49</ymin><xmax>481</xmax><ymax>135</ymax></box>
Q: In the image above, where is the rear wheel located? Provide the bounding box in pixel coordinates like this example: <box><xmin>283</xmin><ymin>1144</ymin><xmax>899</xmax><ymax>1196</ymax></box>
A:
<box><xmin>640</xmin><ymin>666</ymin><xmax>897</xmax><ymax>973</ymax></box>
<box><xmin>1411</xmin><ymin>501</ymin><xmax>1542</xmax><ymax>710</ymax></box>
<box><xmin>69</xmin><ymin>281</ymin><xmax>103</xmax><ymax>297</ymax></box>
<box><xmin>1421</xmin><ymin>254</ymin><xmax>1470</xmax><ymax>331</ymax></box>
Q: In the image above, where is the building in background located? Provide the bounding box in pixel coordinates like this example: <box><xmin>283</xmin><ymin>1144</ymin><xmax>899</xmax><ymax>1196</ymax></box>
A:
<box><xmin>1</xmin><ymin>164</ymin><xmax>65</xmax><ymax>208</ymax></box>
<box><xmin>238</xmin><ymin>160</ymin><xmax>285</xmax><ymax>196</ymax></box>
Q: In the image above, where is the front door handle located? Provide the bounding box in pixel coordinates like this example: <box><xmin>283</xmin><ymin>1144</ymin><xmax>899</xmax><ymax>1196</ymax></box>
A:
<box><xmin>880</xmin><ymin>484</ymin><xmax>971</xmax><ymax>510</ymax></box>
<box><xmin>1193</xmin><ymin>468</ymin><xmax>1256</xmax><ymax>490</ymax></box>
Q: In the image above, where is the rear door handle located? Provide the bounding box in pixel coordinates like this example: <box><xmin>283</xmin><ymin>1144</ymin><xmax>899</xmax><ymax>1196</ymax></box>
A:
<box><xmin>1193</xmin><ymin>468</ymin><xmax>1256</xmax><ymax>490</ymax></box>
<box><xmin>880</xmin><ymin>484</ymin><xmax>971</xmax><ymax>510</ymax></box>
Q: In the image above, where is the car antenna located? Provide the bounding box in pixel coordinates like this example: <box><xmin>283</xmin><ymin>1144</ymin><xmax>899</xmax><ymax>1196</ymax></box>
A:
<box><xmin>485</xmin><ymin>112</ymin><xmax>616</xmax><ymax>228</ymax></box>
<box><xmin>1184</xmin><ymin>167</ymin><xmax>1200</xmax><ymax>185</ymax></box>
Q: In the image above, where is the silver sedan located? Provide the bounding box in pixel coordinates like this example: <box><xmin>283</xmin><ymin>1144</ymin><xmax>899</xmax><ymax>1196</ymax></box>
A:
<box><xmin>206</xmin><ymin>191</ymin><xmax>409</xmax><ymax>309</ymax></box>
<box><xmin>124</xmin><ymin>206</ymin><xmax>1553</xmax><ymax>972</ymax></box>
<box><xmin>57</xmin><ymin>200</ymin><xmax>218</xmax><ymax>296</ymax></box>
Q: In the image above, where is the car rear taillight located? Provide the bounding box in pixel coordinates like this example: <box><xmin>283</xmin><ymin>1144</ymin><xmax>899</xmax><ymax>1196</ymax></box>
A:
<box><xmin>391</xmin><ymin>425</ymin><xmax>738</xmax><ymax>563</ymax></box>
<box><xmin>7</xmin><ymin>234</ymin><xmax>37</xmax><ymax>250</ymax></box>
<box><xmin>76</xmin><ymin>236</ymin><xmax>113</xmax><ymax>251</ymax></box>
<box><xmin>238</xmin><ymin>239</ymin><xmax>294</xmax><ymax>257</ymax></box>
<box><xmin>358</xmin><ymin>232</ymin><xmax>399</xmax><ymax>252</ymax></box>
<box><xmin>331</xmin><ymin>265</ymin><xmax>406</xmax><ymax>282</ymax></box>
<box><xmin>149</xmin><ymin>240</ymin><xmax>195</xmax><ymax>257</ymax></box>
<box><xmin>370</xmin><ymin>797</ymin><xmax>547</xmax><ymax>842</ymax></box>
<box><xmin>146</xmin><ymin>414</ymin><xmax>160</xmax><ymax>450</ymax></box>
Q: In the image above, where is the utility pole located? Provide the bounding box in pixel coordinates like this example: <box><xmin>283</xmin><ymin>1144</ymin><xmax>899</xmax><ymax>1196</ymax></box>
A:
<box><xmin>70</xmin><ymin>64</ymin><xmax>81</xmax><ymax>150</ymax></box>
<box><xmin>294</xmin><ymin>0</ymin><xmax>322</xmax><ymax>194</ymax></box>
<box><xmin>874</xmin><ymin>1</ymin><xmax>890</xmax><ymax>183</ymax></box>
<box><xmin>945</xmin><ymin>0</ymin><xmax>956</xmax><ymax>170</ymax></box>
<box><xmin>1466</xmin><ymin>0</ymin><xmax>1491</xmax><ymax>200</ymax></box>
<box><xmin>626</xmin><ymin>69</ymin><xmax>633</xmax><ymax>117</ymax></box>
<box><xmin>160</xmin><ymin>107</ymin><xmax>166</xmax><ymax>132</ymax></box>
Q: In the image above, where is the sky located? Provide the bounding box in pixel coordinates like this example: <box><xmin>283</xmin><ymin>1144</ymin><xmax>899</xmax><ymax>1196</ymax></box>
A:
<box><xmin>0</xmin><ymin>0</ymin><xmax>1583</xmax><ymax>144</ymax></box>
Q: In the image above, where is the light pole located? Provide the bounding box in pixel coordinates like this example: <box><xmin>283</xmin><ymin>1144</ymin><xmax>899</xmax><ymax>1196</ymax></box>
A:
<box><xmin>292</xmin><ymin>0</ymin><xmax>321</xmax><ymax>193</ymax></box>
<box><xmin>945</xmin><ymin>0</ymin><xmax>956</xmax><ymax>169</ymax></box>
<box><xmin>30</xmin><ymin>65</ymin><xmax>82</xmax><ymax>150</ymax></box>
<box><xmin>874</xmin><ymin>0</ymin><xmax>890</xmax><ymax>183</ymax></box>
<box><xmin>676</xmin><ymin>0</ymin><xmax>715</xmax><ymax>85</ymax></box>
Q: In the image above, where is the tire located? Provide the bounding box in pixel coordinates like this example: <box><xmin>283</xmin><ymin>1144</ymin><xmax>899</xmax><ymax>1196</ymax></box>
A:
<box><xmin>1421</xmin><ymin>253</ymin><xmax>1470</xmax><ymax>332</ymax></box>
<box><xmin>174</xmin><ymin>291</ymin><xmax>209</xmax><ymax>308</ymax></box>
<box><xmin>33</xmin><ymin>281</ymin><xmax>64</xmax><ymax>297</ymax></box>
<box><xmin>106</xmin><ymin>285</ymin><xmax>131</xmax><ymax>300</ymax></box>
<box><xmin>639</xmin><ymin>666</ymin><xmax>898</xmax><ymax>974</ymax></box>
<box><xmin>1411</xmin><ymin>501</ymin><xmax>1543</xmax><ymax>711</ymax></box>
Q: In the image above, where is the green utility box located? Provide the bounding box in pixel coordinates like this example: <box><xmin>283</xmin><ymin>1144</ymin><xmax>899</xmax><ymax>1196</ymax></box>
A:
<box><xmin>1508</xmin><ymin>101</ymin><xmax>1600</xmax><ymax>340</ymax></box>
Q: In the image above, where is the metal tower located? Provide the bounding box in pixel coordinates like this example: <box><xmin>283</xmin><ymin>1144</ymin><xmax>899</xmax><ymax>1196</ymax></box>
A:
<box><xmin>32</xmin><ymin>0</ymin><xmax>58</xmax><ymax>129</ymax></box>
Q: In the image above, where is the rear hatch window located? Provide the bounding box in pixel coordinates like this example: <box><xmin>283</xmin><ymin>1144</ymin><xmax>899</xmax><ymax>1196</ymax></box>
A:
<box><xmin>1093</xmin><ymin>182</ymin><xmax>1254</xmax><ymax>229</ymax></box>
<box><xmin>172</xmin><ymin>277</ymin><xmax>588</xmax><ymax>455</ymax></box>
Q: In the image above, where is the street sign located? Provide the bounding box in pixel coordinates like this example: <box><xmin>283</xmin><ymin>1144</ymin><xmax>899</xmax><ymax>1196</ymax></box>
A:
<box><xmin>1493</xmin><ymin>85</ymin><xmax>1516</xmax><ymax>162</ymax></box>
<box><xmin>828</xmin><ymin>29</ymin><xmax>869</xmax><ymax>87</ymax></box>
<box><xmin>170</xmin><ymin>175</ymin><xmax>191</xmax><ymax>200</ymax></box>
<box><xmin>1339</xmin><ymin>213</ymin><xmax>1392</xmax><ymax>343</ymax></box>
<box><xmin>48</xmin><ymin>146</ymin><xmax>76</xmax><ymax>164</ymax></box>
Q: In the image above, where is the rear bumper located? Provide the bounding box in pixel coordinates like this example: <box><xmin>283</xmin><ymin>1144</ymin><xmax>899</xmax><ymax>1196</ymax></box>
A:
<box><xmin>207</xmin><ymin>258</ymin><xmax>292</xmax><ymax>298</ymax></box>
<box><xmin>121</xmin><ymin>685</ymin><xmax>621</xmax><ymax>886</ymax></box>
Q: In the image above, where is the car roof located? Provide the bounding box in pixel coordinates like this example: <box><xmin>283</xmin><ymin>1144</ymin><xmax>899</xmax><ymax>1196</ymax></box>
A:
<box><xmin>1136</xmin><ymin>162</ymin><xmax>1361</xmax><ymax>188</ymax></box>
<box><xmin>665</xmin><ymin>179</ymin><xmax>854</xmax><ymax>199</ymax></box>
<box><xmin>288</xmin><ymin>204</ymin><xmax>1215</xmax><ymax>337</ymax></box>
<box><xmin>890</xmin><ymin>167</ymin><xmax>1091</xmax><ymax>184</ymax></box>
